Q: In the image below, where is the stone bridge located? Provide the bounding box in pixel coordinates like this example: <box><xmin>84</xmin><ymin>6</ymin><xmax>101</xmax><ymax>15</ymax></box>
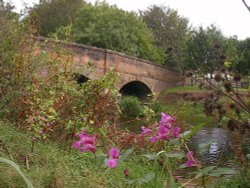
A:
<box><xmin>37</xmin><ymin>37</ymin><xmax>180</xmax><ymax>99</ymax></box>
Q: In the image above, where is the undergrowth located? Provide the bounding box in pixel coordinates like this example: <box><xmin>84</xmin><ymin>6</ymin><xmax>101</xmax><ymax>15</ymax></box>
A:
<box><xmin>0</xmin><ymin>121</ymin><xmax>164</xmax><ymax>188</ymax></box>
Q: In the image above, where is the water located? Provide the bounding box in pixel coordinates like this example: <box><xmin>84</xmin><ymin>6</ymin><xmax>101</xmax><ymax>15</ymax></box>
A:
<box><xmin>188</xmin><ymin>127</ymin><xmax>234</xmax><ymax>166</ymax></box>
<box><xmin>120</xmin><ymin>119</ymin><xmax>250</xmax><ymax>167</ymax></box>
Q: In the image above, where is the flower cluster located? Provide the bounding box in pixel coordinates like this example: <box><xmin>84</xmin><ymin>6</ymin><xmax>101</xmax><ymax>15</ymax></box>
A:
<box><xmin>72</xmin><ymin>128</ymin><xmax>96</xmax><ymax>153</ymax></box>
<box><xmin>141</xmin><ymin>112</ymin><xmax>181</xmax><ymax>143</ymax></box>
<box><xmin>106</xmin><ymin>148</ymin><xmax>119</xmax><ymax>168</ymax></box>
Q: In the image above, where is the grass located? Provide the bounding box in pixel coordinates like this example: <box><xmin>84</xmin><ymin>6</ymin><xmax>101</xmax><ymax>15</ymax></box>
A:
<box><xmin>0</xmin><ymin>121</ymin><xmax>166</xmax><ymax>188</ymax></box>
<box><xmin>163</xmin><ymin>86</ymin><xmax>203</xmax><ymax>94</ymax></box>
<box><xmin>162</xmin><ymin>84</ymin><xmax>249</xmax><ymax>95</ymax></box>
<box><xmin>0</xmin><ymin>97</ymin><xmax>248</xmax><ymax>187</ymax></box>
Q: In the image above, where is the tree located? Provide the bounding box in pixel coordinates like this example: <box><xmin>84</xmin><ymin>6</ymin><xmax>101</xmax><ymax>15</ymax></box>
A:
<box><xmin>64</xmin><ymin>2</ymin><xmax>165</xmax><ymax>63</ymax></box>
<box><xmin>183</xmin><ymin>25</ymin><xmax>226</xmax><ymax>76</ymax></box>
<box><xmin>140</xmin><ymin>5</ymin><xmax>190</xmax><ymax>69</ymax></box>
<box><xmin>0</xmin><ymin>0</ymin><xmax>21</xmax><ymax>96</ymax></box>
<box><xmin>29</xmin><ymin>0</ymin><xmax>84</xmax><ymax>36</ymax></box>
<box><xmin>223</xmin><ymin>36</ymin><xmax>240</xmax><ymax>73</ymax></box>
<box><xmin>236</xmin><ymin>38</ymin><xmax>250</xmax><ymax>75</ymax></box>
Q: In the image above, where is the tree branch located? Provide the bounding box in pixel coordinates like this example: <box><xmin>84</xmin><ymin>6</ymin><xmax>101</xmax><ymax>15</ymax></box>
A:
<box><xmin>242</xmin><ymin>0</ymin><xmax>250</xmax><ymax>13</ymax></box>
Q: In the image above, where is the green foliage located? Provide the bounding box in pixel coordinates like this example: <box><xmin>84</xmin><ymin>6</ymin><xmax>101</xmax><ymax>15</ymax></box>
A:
<box><xmin>120</xmin><ymin>96</ymin><xmax>144</xmax><ymax>118</ymax></box>
<box><xmin>236</xmin><ymin>38</ymin><xmax>250</xmax><ymax>75</ymax></box>
<box><xmin>0</xmin><ymin>20</ymin><xmax>120</xmax><ymax>142</ymax></box>
<box><xmin>29</xmin><ymin>0</ymin><xmax>84</xmax><ymax>36</ymax></box>
<box><xmin>0</xmin><ymin>1</ymin><xmax>32</xmax><ymax>120</ymax></box>
<box><xmin>141</xmin><ymin>5</ymin><xmax>190</xmax><ymax>69</ymax></box>
<box><xmin>60</xmin><ymin>2</ymin><xmax>165</xmax><ymax>63</ymax></box>
<box><xmin>0</xmin><ymin>121</ymin><xmax>165</xmax><ymax>188</ymax></box>
<box><xmin>184</xmin><ymin>25</ymin><xmax>225</xmax><ymax>73</ymax></box>
<box><xmin>0</xmin><ymin>157</ymin><xmax>34</xmax><ymax>188</ymax></box>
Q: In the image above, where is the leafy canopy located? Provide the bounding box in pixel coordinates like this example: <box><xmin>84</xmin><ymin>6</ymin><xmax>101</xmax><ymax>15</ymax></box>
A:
<box><xmin>56</xmin><ymin>2</ymin><xmax>165</xmax><ymax>63</ymax></box>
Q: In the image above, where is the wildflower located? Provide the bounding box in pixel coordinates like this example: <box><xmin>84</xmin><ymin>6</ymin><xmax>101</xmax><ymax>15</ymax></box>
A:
<box><xmin>185</xmin><ymin>151</ymin><xmax>196</xmax><ymax>167</ymax></box>
<box><xmin>79</xmin><ymin>144</ymin><xmax>96</xmax><ymax>153</ymax></box>
<box><xmin>150</xmin><ymin>136</ymin><xmax>158</xmax><ymax>143</ymax></box>
<box><xmin>32</xmin><ymin>137</ymin><xmax>36</xmax><ymax>142</ymax></box>
<box><xmin>109</xmin><ymin>148</ymin><xmax>119</xmax><ymax>159</ymax></box>
<box><xmin>148</xmin><ymin>113</ymin><xmax>182</xmax><ymax>143</ymax></box>
<box><xmin>106</xmin><ymin>159</ymin><xmax>118</xmax><ymax>168</ymax></box>
<box><xmin>80</xmin><ymin>128</ymin><xmax>85</xmax><ymax>138</ymax></box>
<box><xmin>172</xmin><ymin>127</ymin><xmax>181</xmax><ymax>138</ymax></box>
<box><xmin>157</xmin><ymin>125</ymin><xmax>170</xmax><ymax>140</ymax></box>
<box><xmin>72</xmin><ymin>128</ymin><xmax>96</xmax><ymax>153</ymax></box>
<box><xmin>81</xmin><ymin>135</ymin><xmax>95</xmax><ymax>145</ymax></box>
<box><xmin>141</xmin><ymin>126</ymin><xmax>153</xmax><ymax>136</ymax></box>
<box><xmin>160</xmin><ymin>112</ymin><xmax>175</xmax><ymax>127</ymax></box>
<box><xmin>175</xmin><ymin>176</ymin><xmax>181</xmax><ymax>182</ymax></box>
<box><xmin>39</xmin><ymin>130</ymin><xmax>44</xmax><ymax>135</ymax></box>
<box><xmin>106</xmin><ymin>148</ymin><xmax>120</xmax><ymax>168</ymax></box>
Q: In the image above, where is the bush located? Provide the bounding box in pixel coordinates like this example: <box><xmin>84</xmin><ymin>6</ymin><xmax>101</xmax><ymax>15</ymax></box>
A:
<box><xmin>119</xmin><ymin>96</ymin><xmax>144</xmax><ymax>118</ymax></box>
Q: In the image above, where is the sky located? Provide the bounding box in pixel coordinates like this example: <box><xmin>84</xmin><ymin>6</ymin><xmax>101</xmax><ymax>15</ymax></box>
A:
<box><xmin>8</xmin><ymin>0</ymin><xmax>250</xmax><ymax>40</ymax></box>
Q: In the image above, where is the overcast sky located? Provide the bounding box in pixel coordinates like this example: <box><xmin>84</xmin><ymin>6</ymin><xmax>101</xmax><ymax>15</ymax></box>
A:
<box><xmin>8</xmin><ymin>0</ymin><xmax>250</xmax><ymax>40</ymax></box>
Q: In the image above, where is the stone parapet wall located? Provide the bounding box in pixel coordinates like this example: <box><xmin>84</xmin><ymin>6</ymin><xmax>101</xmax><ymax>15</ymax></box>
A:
<box><xmin>36</xmin><ymin>37</ymin><xmax>180</xmax><ymax>93</ymax></box>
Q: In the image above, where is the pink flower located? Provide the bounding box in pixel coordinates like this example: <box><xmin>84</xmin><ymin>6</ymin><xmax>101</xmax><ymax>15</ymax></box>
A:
<box><xmin>175</xmin><ymin>176</ymin><xmax>181</xmax><ymax>182</ymax></box>
<box><xmin>72</xmin><ymin>128</ymin><xmax>96</xmax><ymax>153</ymax></box>
<box><xmin>106</xmin><ymin>148</ymin><xmax>120</xmax><ymax>168</ymax></box>
<box><xmin>158</xmin><ymin>125</ymin><xmax>169</xmax><ymax>135</ymax></box>
<box><xmin>185</xmin><ymin>151</ymin><xmax>196</xmax><ymax>167</ymax></box>
<box><xmin>80</xmin><ymin>128</ymin><xmax>85</xmax><ymax>139</ymax></box>
<box><xmin>109</xmin><ymin>148</ymin><xmax>119</xmax><ymax>159</ymax></box>
<box><xmin>72</xmin><ymin>141</ymin><xmax>82</xmax><ymax>149</ymax></box>
<box><xmin>150</xmin><ymin>136</ymin><xmax>158</xmax><ymax>143</ymax></box>
<box><xmin>185</xmin><ymin>160</ymin><xmax>195</xmax><ymax>167</ymax></box>
<box><xmin>148</xmin><ymin>113</ymin><xmax>181</xmax><ymax>143</ymax></box>
<box><xmin>79</xmin><ymin>144</ymin><xmax>96</xmax><ymax>153</ymax></box>
<box><xmin>160</xmin><ymin>112</ymin><xmax>175</xmax><ymax>127</ymax></box>
<box><xmin>157</xmin><ymin>125</ymin><xmax>170</xmax><ymax>140</ymax></box>
<box><xmin>172</xmin><ymin>127</ymin><xmax>181</xmax><ymax>138</ymax></box>
<box><xmin>81</xmin><ymin>135</ymin><xmax>95</xmax><ymax>145</ymax></box>
<box><xmin>141</xmin><ymin>126</ymin><xmax>153</xmax><ymax>136</ymax></box>
<box><xmin>106</xmin><ymin>159</ymin><xmax>118</xmax><ymax>168</ymax></box>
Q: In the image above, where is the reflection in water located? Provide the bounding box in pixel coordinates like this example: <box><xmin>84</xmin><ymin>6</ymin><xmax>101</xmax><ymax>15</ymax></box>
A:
<box><xmin>188</xmin><ymin>127</ymin><xmax>232</xmax><ymax>166</ymax></box>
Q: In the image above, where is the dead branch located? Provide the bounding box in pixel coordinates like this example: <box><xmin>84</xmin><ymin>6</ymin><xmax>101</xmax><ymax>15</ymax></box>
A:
<box><xmin>242</xmin><ymin>0</ymin><xmax>250</xmax><ymax>13</ymax></box>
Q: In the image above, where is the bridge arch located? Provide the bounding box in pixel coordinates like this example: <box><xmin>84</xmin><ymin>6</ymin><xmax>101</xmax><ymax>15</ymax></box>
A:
<box><xmin>74</xmin><ymin>73</ymin><xmax>90</xmax><ymax>85</ymax></box>
<box><xmin>119</xmin><ymin>81</ymin><xmax>152</xmax><ymax>100</ymax></box>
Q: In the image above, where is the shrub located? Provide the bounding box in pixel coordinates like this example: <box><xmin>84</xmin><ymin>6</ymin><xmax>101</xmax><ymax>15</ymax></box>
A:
<box><xmin>119</xmin><ymin>96</ymin><xmax>144</xmax><ymax>118</ymax></box>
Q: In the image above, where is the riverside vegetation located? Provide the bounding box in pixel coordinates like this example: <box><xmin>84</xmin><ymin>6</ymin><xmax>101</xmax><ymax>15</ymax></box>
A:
<box><xmin>0</xmin><ymin>35</ymin><xmax>249</xmax><ymax>187</ymax></box>
<box><xmin>0</xmin><ymin>0</ymin><xmax>250</xmax><ymax>187</ymax></box>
